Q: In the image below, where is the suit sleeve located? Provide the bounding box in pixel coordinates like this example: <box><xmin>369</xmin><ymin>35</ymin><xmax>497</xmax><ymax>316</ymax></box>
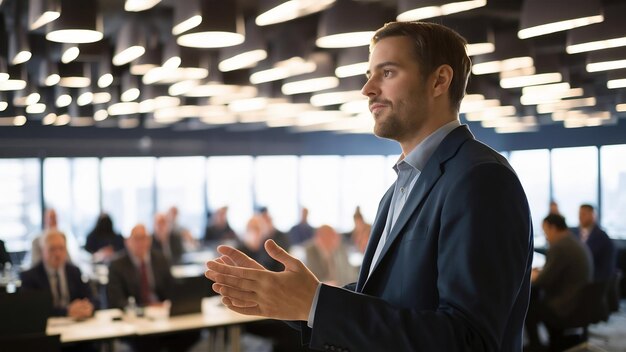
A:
<box><xmin>305</xmin><ymin>163</ymin><xmax>532</xmax><ymax>351</ymax></box>
<box><xmin>107</xmin><ymin>261</ymin><xmax>129</xmax><ymax>309</ymax></box>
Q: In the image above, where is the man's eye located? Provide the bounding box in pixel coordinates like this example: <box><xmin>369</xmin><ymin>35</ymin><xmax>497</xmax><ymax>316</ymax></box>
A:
<box><xmin>383</xmin><ymin>70</ymin><xmax>392</xmax><ymax>77</ymax></box>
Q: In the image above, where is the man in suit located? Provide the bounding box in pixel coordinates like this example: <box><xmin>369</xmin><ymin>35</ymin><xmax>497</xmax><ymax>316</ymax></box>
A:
<box><xmin>152</xmin><ymin>212</ymin><xmax>185</xmax><ymax>266</ymax></box>
<box><xmin>20</xmin><ymin>230</ymin><xmax>94</xmax><ymax>319</ymax></box>
<box><xmin>206</xmin><ymin>21</ymin><xmax>532</xmax><ymax>352</ymax></box>
<box><xmin>304</xmin><ymin>225</ymin><xmax>358</xmax><ymax>286</ymax></box>
<box><xmin>573</xmin><ymin>204</ymin><xmax>617</xmax><ymax>281</ymax></box>
<box><xmin>525</xmin><ymin>214</ymin><xmax>592</xmax><ymax>351</ymax></box>
<box><xmin>107</xmin><ymin>223</ymin><xmax>173</xmax><ymax>309</ymax></box>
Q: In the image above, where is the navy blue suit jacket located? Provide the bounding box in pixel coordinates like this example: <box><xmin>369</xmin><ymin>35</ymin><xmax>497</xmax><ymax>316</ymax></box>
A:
<box><xmin>573</xmin><ymin>225</ymin><xmax>617</xmax><ymax>281</ymax></box>
<box><xmin>20</xmin><ymin>262</ymin><xmax>93</xmax><ymax>317</ymax></box>
<box><xmin>301</xmin><ymin>126</ymin><xmax>533</xmax><ymax>352</ymax></box>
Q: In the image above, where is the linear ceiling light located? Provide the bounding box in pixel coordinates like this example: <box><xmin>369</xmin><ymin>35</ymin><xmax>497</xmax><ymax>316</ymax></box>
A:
<box><xmin>256</xmin><ymin>0</ymin><xmax>336</xmax><ymax>27</ymax></box>
<box><xmin>518</xmin><ymin>0</ymin><xmax>603</xmax><ymax>40</ymax></box>
<box><xmin>218</xmin><ymin>20</ymin><xmax>267</xmax><ymax>72</ymax></box>
<box><xmin>566</xmin><ymin>3</ymin><xmax>626</xmax><ymax>54</ymax></box>
<box><xmin>586</xmin><ymin>47</ymin><xmax>626</xmax><ymax>72</ymax></box>
<box><xmin>113</xmin><ymin>20</ymin><xmax>146</xmax><ymax>66</ymax></box>
<box><xmin>46</xmin><ymin>0</ymin><xmax>103</xmax><ymax>43</ymax></box>
<box><xmin>29</xmin><ymin>0</ymin><xmax>61</xmax><ymax>30</ymax></box>
<box><xmin>537</xmin><ymin>97</ymin><xmax>597</xmax><ymax>114</ymax></box>
<box><xmin>472</xmin><ymin>30</ymin><xmax>534</xmax><ymax>75</ymax></box>
<box><xmin>316</xmin><ymin>0</ymin><xmax>389</xmax><ymax>49</ymax></box>
<box><xmin>397</xmin><ymin>0</ymin><xmax>486</xmax><ymax>22</ymax></box>
<box><xmin>176</xmin><ymin>1</ymin><xmax>244</xmax><ymax>49</ymax></box>
<box><xmin>125</xmin><ymin>0</ymin><xmax>161</xmax><ymax>12</ymax></box>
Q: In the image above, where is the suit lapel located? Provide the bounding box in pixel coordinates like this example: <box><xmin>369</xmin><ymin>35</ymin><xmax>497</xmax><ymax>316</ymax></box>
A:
<box><xmin>362</xmin><ymin>126</ymin><xmax>474</xmax><ymax>290</ymax></box>
<box><xmin>356</xmin><ymin>184</ymin><xmax>394</xmax><ymax>291</ymax></box>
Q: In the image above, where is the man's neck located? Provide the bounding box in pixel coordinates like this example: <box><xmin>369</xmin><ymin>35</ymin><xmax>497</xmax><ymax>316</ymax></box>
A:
<box><xmin>399</xmin><ymin>116</ymin><xmax>458</xmax><ymax>156</ymax></box>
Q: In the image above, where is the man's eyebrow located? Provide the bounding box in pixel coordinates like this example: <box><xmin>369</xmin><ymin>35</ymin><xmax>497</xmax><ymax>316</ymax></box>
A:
<box><xmin>365</xmin><ymin>61</ymin><xmax>401</xmax><ymax>77</ymax></box>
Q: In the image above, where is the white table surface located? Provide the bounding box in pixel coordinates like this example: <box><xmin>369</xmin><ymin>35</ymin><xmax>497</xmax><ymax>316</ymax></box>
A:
<box><xmin>47</xmin><ymin>296</ymin><xmax>265</xmax><ymax>343</ymax></box>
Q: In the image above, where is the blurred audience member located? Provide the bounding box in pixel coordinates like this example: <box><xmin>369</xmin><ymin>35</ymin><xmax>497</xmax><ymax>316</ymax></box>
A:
<box><xmin>0</xmin><ymin>239</ymin><xmax>10</xmax><ymax>267</ymax></box>
<box><xmin>107</xmin><ymin>224</ymin><xmax>173</xmax><ymax>309</ymax></box>
<box><xmin>258</xmin><ymin>207</ymin><xmax>290</xmax><ymax>251</ymax></box>
<box><xmin>167</xmin><ymin>206</ymin><xmax>198</xmax><ymax>251</ymax></box>
<box><xmin>288</xmin><ymin>207</ymin><xmax>314</xmax><ymax>245</ymax></box>
<box><xmin>548</xmin><ymin>200</ymin><xmax>560</xmax><ymax>215</ymax></box>
<box><xmin>525</xmin><ymin>214</ymin><xmax>592</xmax><ymax>351</ymax></box>
<box><xmin>349</xmin><ymin>206</ymin><xmax>371</xmax><ymax>253</ymax></box>
<box><xmin>85</xmin><ymin>213</ymin><xmax>124</xmax><ymax>262</ymax></box>
<box><xmin>152</xmin><ymin>212</ymin><xmax>185</xmax><ymax>265</ymax></box>
<box><xmin>21</xmin><ymin>230</ymin><xmax>94</xmax><ymax>319</ymax></box>
<box><xmin>30</xmin><ymin>208</ymin><xmax>60</xmax><ymax>266</ymax></box>
<box><xmin>203</xmin><ymin>206</ymin><xmax>236</xmax><ymax>243</ymax></box>
<box><xmin>304</xmin><ymin>225</ymin><xmax>358</xmax><ymax>286</ymax></box>
<box><xmin>239</xmin><ymin>215</ymin><xmax>283</xmax><ymax>272</ymax></box>
<box><xmin>573</xmin><ymin>204</ymin><xmax>617</xmax><ymax>281</ymax></box>
<box><xmin>108</xmin><ymin>224</ymin><xmax>197</xmax><ymax>352</ymax></box>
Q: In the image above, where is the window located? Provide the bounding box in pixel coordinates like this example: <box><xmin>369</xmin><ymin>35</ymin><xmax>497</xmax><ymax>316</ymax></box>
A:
<box><xmin>43</xmin><ymin>158</ymin><xmax>100</xmax><ymax>247</ymax></box>
<box><xmin>254</xmin><ymin>156</ymin><xmax>299</xmax><ymax>233</ymax></box>
<box><xmin>340</xmin><ymin>156</ymin><xmax>389</xmax><ymax>232</ymax></box>
<box><xmin>0</xmin><ymin>159</ymin><xmax>41</xmax><ymax>252</ymax></box>
<box><xmin>508</xmin><ymin>149</ymin><xmax>551</xmax><ymax>245</ymax></box>
<box><xmin>551</xmin><ymin>147</ymin><xmax>598</xmax><ymax>228</ymax></box>
<box><xmin>600</xmin><ymin>145</ymin><xmax>626</xmax><ymax>239</ymax></box>
<box><xmin>206</xmin><ymin>156</ymin><xmax>254</xmax><ymax>236</ymax></box>
<box><xmin>155</xmin><ymin>157</ymin><xmax>206</xmax><ymax>238</ymax></box>
<box><xmin>101</xmin><ymin>157</ymin><xmax>156</xmax><ymax>235</ymax></box>
<box><xmin>299</xmin><ymin>156</ymin><xmax>342</xmax><ymax>229</ymax></box>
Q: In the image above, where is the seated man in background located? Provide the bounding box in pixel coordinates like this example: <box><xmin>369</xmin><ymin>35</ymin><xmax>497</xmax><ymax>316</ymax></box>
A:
<box><xmin>108</xmin><ymin>225</ymin><xmax>198</xmax><ymax>351</ymax></box>
<box><xmin>239</xmin><ymin>215</ymin><xmax>284</xmax><ymax>272</ymax></box>
<box><xmin>0</xmin><ymin>238</ymin><xmax>10</xmax><ymax>267</ymax></box>
<box><xmin>525</xmin><ymin>214</ymin><xmax>593</xmax><ymax>351</ymax></box>
<box><xmin>304</xmin><ymin>225</ymin><xmax>358</xmax><ymax>286</ymax></box>
<box><xmin>203</xmin><ymin>206</ymin><xmax>237</xmax><ymax>243</ymax></box>
<box><xmin>107</xmin><ymin>224</ymin><xmax>173</xmax><ymax>309</ymax></box>
<box><xmin>573</xmin><ymin>204</ymin><xmax>617</xmax><ymax>282</ymax></box>
<box><xmin>20</xmin><ymin>230</ymin><xmax>94</xmax><ymax>319</ymax></box>
<box><xmin>288</xmin><ymin>207</ymin><xmax>314</xmax><ymax>245</ymax></box>
<box><xmin>152</xmin><ymin>213</ymin><xmax>185</xmax><ymax>265</ymax></box>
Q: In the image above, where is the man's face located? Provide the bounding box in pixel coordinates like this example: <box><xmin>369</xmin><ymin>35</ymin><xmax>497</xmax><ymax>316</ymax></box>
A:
<box><xmin>362</xmin><ymin>36</ymin><xmax>429</xmax><ymax>143</ymax></box>
<box><xmin>42</xmin><ymin>233</ymin><xmax>67</xmax><ymax>269</ymax></box>
<box><xmin>579</xmin><ymin>207</ymin><xmax>595</xmax><ymax>228</ymax></box>
<box><xmin>126</xmin><ymin>225</ymin><xmax>152</xmax><ymax>258</ymax></box>
<box><xmin>542</xmin><ymin>223</ymin><xmax>555</xmax><ymax>245</ymax></box>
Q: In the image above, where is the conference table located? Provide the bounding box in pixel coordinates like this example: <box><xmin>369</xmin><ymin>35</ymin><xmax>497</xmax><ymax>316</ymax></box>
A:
<box><xmin>46</xmin><ymin>296</ymin><xmax>266</xmax><ymax>352</ymax></box>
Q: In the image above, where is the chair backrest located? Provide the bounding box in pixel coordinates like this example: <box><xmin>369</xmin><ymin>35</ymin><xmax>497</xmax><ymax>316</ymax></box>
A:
<box><xmin>0</xmin><ymin>333</ymin><xmax>61</xmax><ymax>352</ymax></box>
<box><xmin>559</xmin><ymin>281</ymin><xmax>609</xmax><ymax>329</ymax></box>
<box><xmin>607</xmin><ymin>270</ymin><xmax>622</xmax><ymax>313</ymax></box>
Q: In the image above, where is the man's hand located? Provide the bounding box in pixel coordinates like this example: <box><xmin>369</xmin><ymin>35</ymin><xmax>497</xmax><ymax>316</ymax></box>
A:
<box><xmin>67</xmin><ymin>298</ymin><xmax>94</xmax><ymax>320</ymax></box>
<box><xmin>205</xmin><ymin>239</ymin><xmax>320</xmax><ymax>321</ymax></box>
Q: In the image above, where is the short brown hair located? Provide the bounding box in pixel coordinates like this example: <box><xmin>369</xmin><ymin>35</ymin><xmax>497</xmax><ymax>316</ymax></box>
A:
<box><xmin>371</xmin><ymin>21</ymin><xmax>471</xmax><ymax>112</ymax></box>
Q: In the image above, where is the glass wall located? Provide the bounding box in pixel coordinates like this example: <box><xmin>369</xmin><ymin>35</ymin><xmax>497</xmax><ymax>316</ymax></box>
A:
<box><xmin>101</xmin><ymin>157</ymin><xmax>156</xmax><ymax>235</ymax></box>
<box><xmin>254</xmin><ymin>156</ymin><xmax>299</xmax><ymax>233</ymax></box>
<box><xmin>300</xmin><ymin>156</ymin><xmax>342</xmax><ymax>230</ymax></box>
<box><xmin>206</xmin><ymin>156</ymin><xmax>254</xmax><ymax>236</ymax></box>
<box><xmin>155</xmin><ymin>157</ymin><xmax>206</xmax><ymax>238</ymax></box>
<box><xmin>508</xmin><ymin>149</ymin><xmax>551</xmax><ymax>244</ymax></box>
<box><xmin>600</xmin><ymin>145</ymin><xmax>626</xmax><ymax>239</ymax></box>
<box><xmin>0</xmin><ymin>159</ymin><xmax>41</xmax><ymax>252</ymax></box>
<box><xmin>551</xmin><ymin>146</ymin><xmax>598</xmax><ymax>228</ymax></box>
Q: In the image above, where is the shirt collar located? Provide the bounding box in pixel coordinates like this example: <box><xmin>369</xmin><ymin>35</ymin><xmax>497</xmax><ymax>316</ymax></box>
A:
<box><xmin>128</xmin><ymin>251</ymin><xmax>151</xmax><ymax>267</ymax></box>
<box><xmin>394</xmin><ymin>120</ymin><xmax>461</xmax><ymax>174</ymax></box>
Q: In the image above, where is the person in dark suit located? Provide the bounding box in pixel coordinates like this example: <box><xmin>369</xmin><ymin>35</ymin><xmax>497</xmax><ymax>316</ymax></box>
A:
<box><xmin>152</xmin><ymin>212</ymin><xmax>185</xmax><ymax>266</ymax></box>
<box><xmin>0</xmin><ymin>239</ymin><xmax>11</xmax><ymax>267</ymax></box>
<box><xmin>20</xmin><ymin>230</ymin><xmax>94</xmax><ymax>319</ymax></box>
<box><xmin>572</xmin><ymin>204</ymin><xmax>617</xmax><ymax>281</ymax></box>
<box><xmin>206</xmin><ymin>22</ymin><xmax>533</xmax><ymax>352</ymax></box>
<box><xmin>85</xmin><ymin>213</ymin><xmax>125</xmax><ymax>262</ymax></box>
<box><xmin>107</xmin><ymin>224</ymin><xmax>174</xmax><ymax>309</ymax></box>
<box><xmin>525</xmin><ymin>214</ymin><xmax>592</xmax><ymax>351</ymax></box>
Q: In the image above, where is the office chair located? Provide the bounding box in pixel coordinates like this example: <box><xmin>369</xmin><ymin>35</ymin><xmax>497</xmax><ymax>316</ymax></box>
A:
<box><xmin>0</xmin><ymin>333</ymin><xmax>61</xmax><ymax>352</ymax></box>
<box><xmin>546</xmin><ymin>281</ymin><xmax>610</xmax><ymax>352</ymax></box>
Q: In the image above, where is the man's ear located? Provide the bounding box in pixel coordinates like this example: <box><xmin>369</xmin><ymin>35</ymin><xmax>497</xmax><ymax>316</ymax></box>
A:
<box><xmin>432</xmin><ymin>64</ymin><xmax>453</xmax><ymax>98</ymax></box>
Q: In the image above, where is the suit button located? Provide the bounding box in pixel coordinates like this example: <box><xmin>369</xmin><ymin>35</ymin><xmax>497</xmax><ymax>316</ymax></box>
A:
<box><xmin>330</xmin><ymin>347</ymin><xmax>336</xmax><ymax>351</ymax></box>
<box><xmin>324</xmin><ymin>344</ymin><xmax>329</xmax><ymax>350</ymax></box>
